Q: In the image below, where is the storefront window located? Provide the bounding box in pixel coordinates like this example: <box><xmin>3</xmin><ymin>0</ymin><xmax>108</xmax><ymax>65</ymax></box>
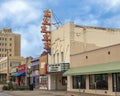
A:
<box><xmin>112</xmin><ymin>73</ymin><xmax>120</xmax><ymax>92</ymax></box>
<box><xmin>89</xmin><ymin>74</ymin><xmax>108</xmax><ymax>90</ymax></box>
<box><xmin>72</xmin><ymin>75</ymin><xmax>86</xmax><ymax>89</ymax></box>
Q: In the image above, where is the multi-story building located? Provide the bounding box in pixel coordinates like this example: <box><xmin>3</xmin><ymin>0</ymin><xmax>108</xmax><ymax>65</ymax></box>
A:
<box><xmin>46</xmin><ymin>22</ymin><xmax>120</xmax><ymax>90</ymax></box>
<box><xmin>64</xmin><ymin>44</ymin><xmax>120</xmax><ymax>96</ymax></box>
<box><xmin>0</xmin><ymin>27</ymin><xmax>21</xmax><ymax>83</ymax></box>
<box><xmin>0</xmin><ymin>28</ymin><xmax>20</xmax><ymax>57</ymax></box>
<box><xmin>0</xmin><ymin>56</ymin><xmax>25</xmax><ymax>83</ymax></box>
<box><xmin>39</xmin><ymin>51</ymin><xmax>48</xmax><ymax>90</ymax></box>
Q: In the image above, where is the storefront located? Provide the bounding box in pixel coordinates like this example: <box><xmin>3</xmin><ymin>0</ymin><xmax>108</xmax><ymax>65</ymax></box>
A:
<box><xmin>31</xmin><ymin>58</ymin><xmax>39</xmax><ymax>88</ymax></box>
<box><xmin>47</xmin><ymin>63</ymin><xmax>69</xmax><ymax>90</ymax></box>
<box><xmin>64</xmin><ymin>61</ymin><xmax>120</xmax><ymax>95</ymax></box>
<box><xmin>12</xmin><ymin>64</ymin><xmax>26</xmax><ymax>86</ymax></box>
<box><xmin>39</xmin><ymin>63</ymin><xmax>48</xmax><ymax>89</ymax></box>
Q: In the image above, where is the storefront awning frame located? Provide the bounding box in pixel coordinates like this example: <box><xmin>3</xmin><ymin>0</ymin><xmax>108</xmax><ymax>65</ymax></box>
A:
<box><xmin>63</xmin><ymin>61</ymin><xmax>120</xmax><ymax>76</ymax></box>
<box><xmin>11</xmin><ymin>72</ymin><xmax>26</xmax><ymax>77</ymax></box>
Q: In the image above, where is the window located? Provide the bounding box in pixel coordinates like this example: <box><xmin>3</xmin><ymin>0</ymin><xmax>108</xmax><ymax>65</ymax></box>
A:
<box><xmin>72</xmin><ymin>75</ymin><xmax>86</xmax><ymax>89</ymax></box>
<box><xmin>9</xmin><ymin>38</ymin><xmax>12</xmax><ymax>41</ymax></box>
<box><xmin>57</xmin><ymin>53</ymin><xmax>59</xmax><ymax>63</ymax></box>
<box><xmin>61</xmin><ymin>52</ymin><xmax>64</xmax><ymax>62</ymax></box>
<box><xmin>53</xmin><ymin>54</ymin><xmax>55</xmax><ymax>64</ymax></box>
<box><xmin>112</xmin><ymin>73</ymin><xmax>120</xmax><ymax>92</ymax></box>
<box><xmin>62</xmin><ymin>77</ymin><xmax>67</xmax><ymax>85</ymax></box>
<box><xmin>108</xmin><ymin>51</ymin><xmax>110</xmax><ymax>55</ymax></box>
<box><xmin>9</xmin><ymin>49</ymin><xmax>12</xmax><ymax>52</ymax></box>
<box><xmin>89</xmin><ymin>74</ymin><xmax>108</xmax><ymax>90</ymax></box>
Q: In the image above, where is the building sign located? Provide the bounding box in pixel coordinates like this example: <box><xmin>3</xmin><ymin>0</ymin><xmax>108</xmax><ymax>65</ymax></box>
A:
<box><xmin>61</xmin><ymin>62</ymin><xmax>70</xmax><ymax>71</ymax></box>
<box><xmin>10</xmin><ymin>68</ymin><xmax>18</xmax><ymax>73</ymax></box>
<box><xmin>18</xmin><ymin>64</ymin><xmax>26</xmax><ymax>72</ymax></box>
<box><xmin>48</xmin><ymin>64</ymin><xmax>61</xmax><ymax>72</ymax></box>
<box><xmin>47</xmin><ymin>63</ymin><xmax>70</xmax><ymax>72</ymax></box>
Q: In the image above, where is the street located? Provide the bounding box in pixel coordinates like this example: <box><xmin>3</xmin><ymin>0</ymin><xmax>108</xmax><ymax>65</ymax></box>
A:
<box><xmin>1</xmin><ymin>90</ymin><xmax>65</xmax><ymax>96</ymax></box>
<box><xmin>0</xmin><ymin>90</ymin><xmax>109</xmax><ymax>96</ymax></box>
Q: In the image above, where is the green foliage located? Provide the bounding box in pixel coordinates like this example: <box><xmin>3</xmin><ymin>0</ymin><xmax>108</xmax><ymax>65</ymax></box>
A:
<box><xmin>2</xmin><ymin>85</ymin><xmax>9</xmax><ymax>90</ymax></box>
<box><xmin>2</xmin><ymin>82</ymin><xmax>29</xmax><ymax>90</ymax></box>
<box><xmin>8</xmin><ymin>82</ymin><xmax>14</xmax><ymax>90</ymax></box>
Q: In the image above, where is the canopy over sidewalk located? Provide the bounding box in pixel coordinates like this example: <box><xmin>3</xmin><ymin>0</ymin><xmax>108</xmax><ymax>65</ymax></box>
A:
<box><xmin>11</xmin><ymin>72</ymin><xmax>26</xmax><ymax>77</ymax></box>
<box><xmin>63</xmin><ymin>61</ymin><xmax>120</xmax><ymax>76</ymax></box>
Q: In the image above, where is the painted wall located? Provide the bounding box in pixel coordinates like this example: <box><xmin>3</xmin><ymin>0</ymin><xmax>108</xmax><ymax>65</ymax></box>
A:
<box><xmin>69</xmin><ymin>44</ymin><xmax>120</xmax><ymax>95</ymax></box>
<box><xmin>71</xmin><ymin>44</ymin><xmax>120</xmax><ymax>68</ymax></box>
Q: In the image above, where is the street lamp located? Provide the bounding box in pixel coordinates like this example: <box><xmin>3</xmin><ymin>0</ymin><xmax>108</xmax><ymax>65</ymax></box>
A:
<box><xmin>6</xmin><ymin>49</ymin><xmax>10</xmax><ymax>83</ymax></box>
<box><xmin>27</xmin><ymin>66</ymin><xmax>31</xmax><ymax>88</ymax></box>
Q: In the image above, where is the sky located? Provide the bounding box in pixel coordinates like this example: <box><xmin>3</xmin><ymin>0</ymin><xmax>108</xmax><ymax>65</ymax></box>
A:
<box><xmin>0</xmin><ymin>0</ymin><xmax>120</xmax><ymax>58</ymax></box>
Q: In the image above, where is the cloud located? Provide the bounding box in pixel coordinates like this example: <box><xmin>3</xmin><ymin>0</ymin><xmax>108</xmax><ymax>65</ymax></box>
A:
<box><xmin>1</xmin><ymin>0</ymin><xmax>120</xmax><ymax>57</ymax></box>
<box><xmin>0</xmin><ymin>0</ymin><xmax>45</xmax><ymax>57</ymax></box>
<box><xmin>73</xmin><ymin>14</ymin><xmax>99</xmax><ymax>27</ymax></box>
<box><xmin>98</xmin><ymin>0</ymin><xmax>120</xmax><ymax>10</ymax></box>
<box><xmin>88</xmin><ymin>0</ymin><xmax>120</xmax><ymax>13</ymax></box>
<box><xmin>0</xmin><ymin>0</ymin><xmax>42</xmax><ymax>26</ymax></box>
<box><xmin>103</xmin><ymin>15</ymin><xmax>120</xmax><ymax>28</ymax></box>
<box><xmin>14</xmin><ymin>24</ymin><xmax>43</xmax><ymax>57</ymax></box>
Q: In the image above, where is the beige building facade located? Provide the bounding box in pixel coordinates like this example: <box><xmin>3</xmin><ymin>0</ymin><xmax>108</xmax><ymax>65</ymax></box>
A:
<box><xmin>0</xmin><ymin>28</ymin><xmax>21</xmax><ymax>57</ymax></box>
<box><xmin>47</xmin><ymin>22</ymin><xmax>120</xmax><ymax>91</ymax></box>
<box><xmin>0</xmin><ymin>56</ymin><xmax>25</xmax><ymax>83</ymax></box>
<box><xmin>64</xmin><ymin>44</ymin><xmax>120</xmax><ymax>96</ymax></box>
<box><xmin>39</xmin><ymin>51</ymin><xmax>48</xmax><ymax>89</ymax></box>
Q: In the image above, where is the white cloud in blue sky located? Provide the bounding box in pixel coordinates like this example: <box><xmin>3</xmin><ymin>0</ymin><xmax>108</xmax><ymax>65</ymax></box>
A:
<box><xmin>0</xmin><ymin>0</ymin><xmax>120</xmax><ymax>57</ymax></box>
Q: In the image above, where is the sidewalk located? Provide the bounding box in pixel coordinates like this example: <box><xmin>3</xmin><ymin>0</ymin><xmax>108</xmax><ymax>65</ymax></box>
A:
<box><xmin>3</xmin><ymin>90</ymin><xmax>110</xmax><ymax>96</ymax></box>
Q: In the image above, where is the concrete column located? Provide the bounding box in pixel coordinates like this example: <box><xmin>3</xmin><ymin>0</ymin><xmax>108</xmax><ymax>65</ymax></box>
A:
<box><xmin>86</xmin><ymin>75</ymin><xmax>89</xmax><ymax>91</ymax></box>
<box><xmin>47</xmin><ymin>74</ymin><xmax>51</xmax><ymax>90</ymax></box>
<box><xmin>67</xmin><ymin>76</ymin><xmax>71</xmax><ymax>91</ymax></box>
<box><xmin>108</xmin><ymin>74</ymin><xmax>112</xmax><ymax>93</ymax></box>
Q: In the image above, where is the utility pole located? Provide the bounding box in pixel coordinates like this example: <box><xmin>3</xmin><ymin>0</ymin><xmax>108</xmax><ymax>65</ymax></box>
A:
<box><xmin>6</xmin><ymin>49</ymin><xmax>10</xmax><ymax>83</ymax></box>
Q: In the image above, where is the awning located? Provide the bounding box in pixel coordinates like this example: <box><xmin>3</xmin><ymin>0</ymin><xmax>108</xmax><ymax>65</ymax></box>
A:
<box><xmin>11</xmin><ymin>72</ymin><xmax>26</xmax><ymax>77</ymax></box>
<box><xmin>63</xmin><ymin>61</ymin><xmax>120</xmax><ymax>76</ymax></box>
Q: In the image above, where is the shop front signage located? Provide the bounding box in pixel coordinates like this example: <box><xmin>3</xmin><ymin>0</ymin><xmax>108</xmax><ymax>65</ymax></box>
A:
<box><xmin>47</xmin><ymin>63</ymin><xmax>70</xmax><ymax>72</ymax></box>
<box><xmin>48</xmin><ymin>64</ymin><xmax>61</xmax><ymax>72</ymax></box>
<box><xmin>18</xmin><ymin>64</ymin><xmax>26</xmax><ymax>72</ymax></box>
<box><xmin>10</xmin><ymin>68</ymin><xmax>18</xmax><ymax>73</ymax></box>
